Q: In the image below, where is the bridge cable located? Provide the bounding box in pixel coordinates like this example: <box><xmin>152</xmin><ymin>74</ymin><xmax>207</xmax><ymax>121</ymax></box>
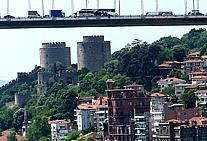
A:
<box><xmin>97</xmin><ymin>0</ymin><xmax>99</xmax><ymax>9</ymax></box>
<box><xmin>156</xmin><ymin>0</ymin><xmax>158</xmax><ymax>11</ymax></box>
<box><xmin>28</xmin><ymin>0</ymin><xmax>31</xmax><ymax>11</ymax></box>
<box><xmin>184</xmin><ymin>0</ymin><xmax>187</xmax><ymax>15</ymax></box>
<box><xmin>7</xmin><ymin>0</ymin><xmax>9</xmax><ymax>15</ymax></box>
<box><xmin>71</xmin><ymin>0</ymin><xmax>74</xmax><ymax>14</ymax></box>
<box><xmin>42</xmin><ymin>0</ymin><xmax>45</xmax><ymax>17</ymax></box>
<box><xmin>197</xmin><ymin>0</ymin><xmax>199</xmax><ymax>10</ymax></box>
<box><xmin>114</xmin><ymin>0</ymin><xmax>116</xmax><ymax>11</ymax></box>
<box><xmin>141</xmin><ymin>0</ymin><xmax>144</xmax><ymax>15</ymax></box>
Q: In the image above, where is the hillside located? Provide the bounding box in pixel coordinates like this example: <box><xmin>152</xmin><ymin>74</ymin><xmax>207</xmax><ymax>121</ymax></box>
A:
<box><xmin>0</xmin><ymin>28</ymin><xmax>207</xmax><ymax>140</ymax></box>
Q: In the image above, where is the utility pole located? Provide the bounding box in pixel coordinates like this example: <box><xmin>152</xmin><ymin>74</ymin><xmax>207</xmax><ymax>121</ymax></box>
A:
<box><xmin>184</xmin><ymin>0</ymin><xmax>187</xmax><ymax>15</ymax></box>
<box><xmin>156</xmin><ymin>0</ymin><xmax>158</xmax><ymax>11</ymax></box>
<box><xmin>141</xmin><ymin>0</ymin><xmax>144</xmax><ymax>15</ymax></box>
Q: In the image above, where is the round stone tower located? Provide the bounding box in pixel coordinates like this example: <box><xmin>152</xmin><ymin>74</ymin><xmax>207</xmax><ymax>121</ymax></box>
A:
<box><xmin>40</xmin><ymin>42</ymin><xmax>71</xmax><ymax>70</ymax></box>
<box><xmin>77</xmin><ymin>35</ymin><xmax>111</xmax><ymax>71</ymax></box>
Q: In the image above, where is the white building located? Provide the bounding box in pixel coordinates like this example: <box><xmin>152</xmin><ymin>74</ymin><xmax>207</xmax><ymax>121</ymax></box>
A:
<box><xmin>134</xmin><ymin>114</ymin><xmax>151</xmax><ymax>141</ymax></box>
<box><xmin>191</xmin><ymin>75</ymin><xmax>207</xmax><ymax>84</ymax></box>
<box><xmin>74</xmin><ymin>97</ymin><xmax>108</xmax><ymax>134</ymax></box>
<box><xmin>93</xmin><ymin>97</ymin><xmax>108</xmax><ymax>134</ymax></box>
<box><xmin>150</xmin><ymin>93</ymin><xmax>165</xmax><ymax>138</ymax></box>
<box><xmin>175</xmin><ymin>84</ymin><xmax>197</xmax><ymax>100</ymax></box>
<box><xmin>49</xmin><ymin>119</ymin><xmax>73</xmax><ymax>141</ymax></box>
<box><xmin>195</xmin><ymin>90</ymin><xmax>207</xmax><ymax>107</ymax></box>
<box><xmin>157</xmin><ymin>77</ymin><xmax>186</xmax><ymax>91</ymax></box>
<box><xmin>74</xmin><ymin>103</ymin><xmax>96</xmax><ymax>131</ymax></box>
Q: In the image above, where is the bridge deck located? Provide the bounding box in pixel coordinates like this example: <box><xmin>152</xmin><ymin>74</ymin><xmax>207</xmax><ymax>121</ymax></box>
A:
<box><xmin>0</xmin><ymin>15</ymin><xmax>207</xmax><ymax>29</ymax></box>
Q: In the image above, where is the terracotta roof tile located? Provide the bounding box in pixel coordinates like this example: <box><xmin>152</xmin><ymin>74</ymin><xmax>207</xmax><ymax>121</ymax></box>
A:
<box><xmin>195</xmin><ymin>90</ymin><xmax>207</xmax><ymax>93</ymax></box>
<box><xmin>151</xmin><ymin>93</ymin><xmax>165</xmax><ymax>97</ymax></box>
<box><xmin>157</xmin><ymin>77</ymin><xmax>186</xmax><ymax>83</ymax></box>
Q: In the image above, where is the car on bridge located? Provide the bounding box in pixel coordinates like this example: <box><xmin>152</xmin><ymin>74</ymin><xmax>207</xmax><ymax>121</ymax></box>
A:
<box><xmin>188</xmin><ymin>10</ymin><xmax>204</xmax><ymax>16</ymax></box>
<box><xmin>4</xmin><ymin>15</ymin><xmax>15</xmax><ymax>19</ymax></box>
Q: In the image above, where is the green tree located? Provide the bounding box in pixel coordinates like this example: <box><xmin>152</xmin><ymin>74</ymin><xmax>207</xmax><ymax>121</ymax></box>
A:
<box><xmin>26</xmin><ymin>116</ymin><xmax>50</xmax><ymax>141</ymax></box>
<box><xmin>38</xmin><ymin>137</ymin><xmax>48</xmax><ymax>141</ymax></box>
<box><xmin>162</xmin><ymin>87</ymin><xmax>175</xmax><ymax>96</ymax></box>
<box><xmin>170</xmin><ymin>94</ymin><xmax>178</xmax><ymax>104</ymax></box>
<box><xmin>7</xmin><ymin>131</ymin><xmax>17</xmax><ymax>141</ymax></box>
<box><xmin>86</xmin><ymin>137</ymin><xmax>96</xmax><ymax>141</ymax></box>
<box><xmin>65</xmin><ymin>130</ymin><xmax>81</xmax><ymax>141</ymax></box>
<box><xmin>168</xmin><ymin>69</ymin><xmax>182</xmax><ymax>78</ymax></box>
<box><xmin>171</xmin><ymin>45</ymin><xmax>187</xmax><ymax>62</ymax></box>
<box><xmin>181</xmin><ymin>89</ymin><xmax>196</xmax><ymax>108</ymax></box>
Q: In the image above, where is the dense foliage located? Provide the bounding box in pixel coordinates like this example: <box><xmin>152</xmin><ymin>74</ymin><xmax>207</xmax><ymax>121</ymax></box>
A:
<box><xmin>0</xmin><ymin>28</ymin><xmax>207</xmax><ymax>139</ymax></box>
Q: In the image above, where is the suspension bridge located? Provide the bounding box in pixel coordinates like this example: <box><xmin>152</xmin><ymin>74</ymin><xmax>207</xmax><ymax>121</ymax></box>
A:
<box><xmin>0</xmin><ymin>0</ymin><xmax>206</xmax><ymax>29</ymax></box>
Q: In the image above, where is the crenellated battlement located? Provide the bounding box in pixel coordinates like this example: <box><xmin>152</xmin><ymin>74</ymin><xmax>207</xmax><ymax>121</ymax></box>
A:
<box><xmin>40</xmin><ymin>42</ymin><xmax>71</xmax><ymax>70</ymax></box>
<box><xmin>42</xmin><ymin>42</ymin><xmax>66</xmax><ymax>48</ymax></box>
<box><xmin>83</xmin><ymin>35</ymin><xmax>104</xmax><ymax>42</ymax></box>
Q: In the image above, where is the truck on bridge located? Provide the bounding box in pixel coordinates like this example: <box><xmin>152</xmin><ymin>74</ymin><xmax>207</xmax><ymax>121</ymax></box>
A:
<box><xmin>73</xmin><ymin>9</ymin><xmax>118</xmax><ymax>17</ymax></box>
<box><xmin>146</xmin><ymin>11</ymin><xmax>173</xmax><ymax>16</ymax></box>
<box><xmin>28</xmin><ymin>11</ymin><xmax>41</xmax><ymax>18</ymax></box>
<box><xmin>49</xmin><ymin>10</ymin><xmax>65</xmax><ymax>17</ymax></box>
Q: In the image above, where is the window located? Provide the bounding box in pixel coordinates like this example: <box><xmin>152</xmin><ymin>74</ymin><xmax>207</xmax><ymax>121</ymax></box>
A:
<box><xmin>120</xmin><ymin>101</ymin><xmax>123</xmax><ymax>106</ymax></box>
<box><xmin>129</xmin><ymin>101</ymin><xmax>133</xmax><ymax>106</ymax></box>
<box><xmin>139</xmin><ymin>101</ymin><xmax>144</xmax><ymax>106</ymax></box>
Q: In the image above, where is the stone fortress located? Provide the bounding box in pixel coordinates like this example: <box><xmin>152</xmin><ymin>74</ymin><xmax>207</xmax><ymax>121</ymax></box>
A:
<box><xmin>40</xmin><ymin>42</ymin><xmax>71</xmax><ymax>70</ymax></box>
<box><xmin>77</xmin><ymin>35</ymin><xmax>111</xmax><ymax>71</ymax></box>
<box><xmin>1</xmin><ymin>35</ymin><xmax>111</xmax><ymax>104</ymax></box>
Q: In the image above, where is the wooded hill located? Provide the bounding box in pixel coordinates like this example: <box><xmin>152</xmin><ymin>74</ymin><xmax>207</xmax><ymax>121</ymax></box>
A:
<box><xmin>0</xmin><ymin>28</ymin><xmax>207</xmax><ymax>140</ymax></box>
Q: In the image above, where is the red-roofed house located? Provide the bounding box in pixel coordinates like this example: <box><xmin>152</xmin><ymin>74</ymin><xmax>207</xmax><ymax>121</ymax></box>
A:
<box><xmin>195</xmin><ymin>90</ymin><xmax>207</xmax><ymax>107</ymax></box>
<box><xmin>189</xmin><ymin>117</ymin><xmax>207</xmax><ymax>126</ymax></box>
<box><xmin>157</xmin><ymin>77</ymin><xmax>186</xmax><ymax>91</ymax></box>
<box><xmin>74</xmin><ymin>96</ymin><xmax>108</xmax><ymax>134</ymax></box>
<box><xmin>0</xmin><ymin>131</ymin><xmax>28</xmax><ymax>141</ymax></box>
<box><xmin>184</xmin><ymin>51</ymin><xmax>200</xmax><ymax>61</ymax></box>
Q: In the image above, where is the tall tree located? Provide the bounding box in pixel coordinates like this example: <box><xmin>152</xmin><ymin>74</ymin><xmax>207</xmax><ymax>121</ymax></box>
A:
<box><xmin>26</xmin><ymin>116</ymin><xmax>50</xmax><ymax>141</ymax></box>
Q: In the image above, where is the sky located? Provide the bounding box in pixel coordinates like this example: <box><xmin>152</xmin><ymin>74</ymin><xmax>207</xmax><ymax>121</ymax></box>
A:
<box><xmin>0</xmin><ymin>0</ymin><xmax>207</xmax><ymax>80</ymax></box>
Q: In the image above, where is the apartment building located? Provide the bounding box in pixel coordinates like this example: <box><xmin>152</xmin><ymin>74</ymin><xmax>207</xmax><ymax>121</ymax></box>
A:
<box><xmin>105</xmin><ymin>79</ymin><xmax>150</xmax><ymax>141</ymax></box>
<box><xmin>49</xmin><ymin>119</ymin><xmax>73</xmax><ymax>141</ymax></box>
<box><xmin>74</xmin><ymin>96</ymin><xmax>108</xmax><ymax>134</ymax></box>
<box><xmin>157</xmin><ymin>77</ymin><xmax>186</xmax><ymax>91</ymax></box>
<box><xmin>150</xmin><ymin>93</ymin><xmax>165</xmax><ymax>138</ymax></box>
<box><xmin>155</xmin><ymin>117</ymin><xmax>207</xmax><ymax>141</ymax></box>
<box><xmin>195</xmin><ymin>89</ymin><xmax>207</xmax><ymax>107</ymax></box>
<box><xmin>164</xmin><ymin>104</ymin><xmax>201</xmax><ymax>121</ymax></box>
